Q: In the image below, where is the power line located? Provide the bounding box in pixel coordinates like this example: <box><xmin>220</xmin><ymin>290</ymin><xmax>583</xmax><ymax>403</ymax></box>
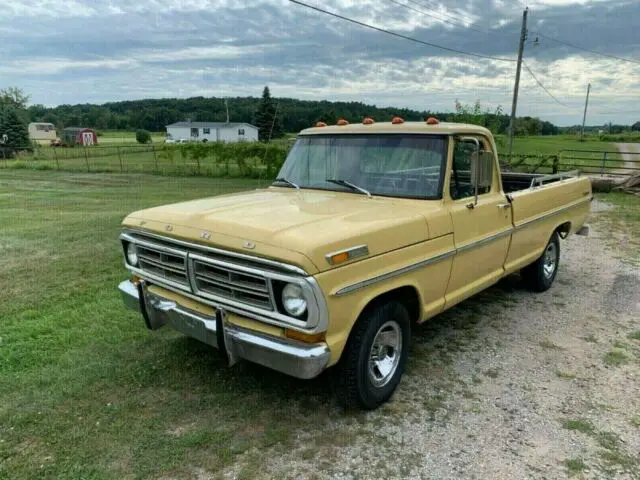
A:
<box><xmin>522</xmin><ymin>63</ymin><xmax>575</xmax><ymax>108</ymax></box>
<box><xmin>288</xmin><ymin>0</ymin><xmax>516</xmax><ymax>62</ymax></box>
<box><xmin>410</xmin><ymin>0</ymin><xmax>481</xmax><ymax>27</ymax></box>
<box><xmin>532</xmin><ymin>31</ymin><xmax>640</xmax><ymax>65</ymax></box>
<box><xmin>389</xmin><ymin>0</ymin><xmax>493</xmax><ymax>36</ymax></box>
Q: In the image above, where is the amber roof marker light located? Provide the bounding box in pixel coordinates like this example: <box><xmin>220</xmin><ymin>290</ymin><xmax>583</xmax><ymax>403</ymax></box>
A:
<box><xmin>314</xmin><ymin>121</ymin><xmax>327</xmax><ymax>127</ymax></box>
<box><xmin>337</xmin><ymin>118</ymin><xmax>349</xmax><ymax>126</ymax></box>
<box><xmin>362</xmin><ymin>116</ymin><xmax>375</xmax><ymax>125</ymax></box>
<box><xmin>426</xmin><ymin>117</ymin><xmax>440</xmax><ymax>125</ymax></box>
<box><xmin>391</xmin><ymin>115</ymin><xmax>404</xmax><ymax>124</ymax></box>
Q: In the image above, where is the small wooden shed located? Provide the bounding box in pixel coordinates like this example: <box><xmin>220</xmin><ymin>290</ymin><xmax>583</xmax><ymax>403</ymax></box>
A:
<box><xmin>62</xmin><ymin>127</ymin><xmax>98</xmax><ymax>146</ymax></box>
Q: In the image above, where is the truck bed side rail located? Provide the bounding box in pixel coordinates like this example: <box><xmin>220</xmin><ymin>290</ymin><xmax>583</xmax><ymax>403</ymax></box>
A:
<box><xmin>529</xmin><ymin>170</ymin><xmax>580</xmax><ymax>189</ymax></box>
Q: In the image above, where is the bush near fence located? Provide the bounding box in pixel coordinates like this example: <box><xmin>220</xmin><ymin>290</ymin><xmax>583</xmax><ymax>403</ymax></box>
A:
<box><xmin>1</xmin><ymin>142</ymin><xmax>290</xmax><ymax>179</ymax></box>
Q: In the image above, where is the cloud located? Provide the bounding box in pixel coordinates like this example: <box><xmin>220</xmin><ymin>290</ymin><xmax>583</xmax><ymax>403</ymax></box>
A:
<box><xmin>0</xmin><ymin>0</ymin><xmax>638</xmax><ymax>125</ymax></box>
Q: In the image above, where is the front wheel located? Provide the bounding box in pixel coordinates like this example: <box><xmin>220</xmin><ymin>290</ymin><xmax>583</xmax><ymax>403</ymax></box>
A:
<box><xmin>521</xmin><ymin>232</ymin><xmax>560</xmax><ymax>292</ymax></box>
<box><xmin>334</xmin><ymin>301</ymin><xmax>410</xmax><ymax>409</ymax></box>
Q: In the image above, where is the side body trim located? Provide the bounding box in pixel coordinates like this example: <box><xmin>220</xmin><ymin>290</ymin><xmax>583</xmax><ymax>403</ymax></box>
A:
<box><xmin>456</xmin><ymin>227</ymin><xmax>513</xmax><ymax>253</ymax></box>
<box><xmin>335</xmin><ymin>249</ymin><xmax>456</xmax><ymax>296</ymax></box>
<box><xmin>513</xmin><ymin>196</ymin><xmax>591</xmax><ymax>231</ymax></box>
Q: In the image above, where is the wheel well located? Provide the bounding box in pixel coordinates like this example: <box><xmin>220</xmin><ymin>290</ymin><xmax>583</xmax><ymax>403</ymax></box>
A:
<box><xmin>335</xmin><ymin>286</ymin><xmax>420</xmax><ymax>365</ymax></box>
<box><xmin>359</xmin><ymin>286</ymin><xmax>421</xmax><ymax>325</ymax></box>
<box><xmin>555</xmin><ymin>221</ymin><xmax>571</xmax><ymax>239</ymax></box>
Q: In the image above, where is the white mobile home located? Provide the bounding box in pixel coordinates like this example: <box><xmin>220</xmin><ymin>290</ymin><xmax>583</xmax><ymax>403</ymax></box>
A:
<box><xmin>166</xmin><ymin>122</ymin><xmax>258</xmax><ymax>143</ymax></box>
<box><xmin>28</xmin><ymin>122</ymin><xmax>57</xmax><ymax>145</ymax></box>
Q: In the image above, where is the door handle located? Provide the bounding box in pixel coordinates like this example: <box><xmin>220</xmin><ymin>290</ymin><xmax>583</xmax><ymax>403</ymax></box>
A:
<box><xmin>497</xmin><ymin>203</ymin><xmax>511</xmax><ymax>209</ymax></box>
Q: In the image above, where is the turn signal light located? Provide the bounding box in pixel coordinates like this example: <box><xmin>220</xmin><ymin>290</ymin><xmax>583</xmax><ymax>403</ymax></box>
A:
<box><xmin>426</xmin><ymin>117</ymin><xmax>440</xmax><ymax>125</ymax></box>
<box><xmin>337</xmin><ymin>118</ymin><xmax>349</xmax><ymax>126</ymax></box>
<box><xmin>391</xmin><ymin>115</ymin><xmax>404</xmax><ymax>124</ymax></box>
<box><xmin>329</xmin><ymin>252</ymin><xmax>349</xmax><ymax>264</ymax></box>
<box><xmin>314</xmin><ymin>121</ymin><xmax>327</xmax><ymax>127</ymax></box>
<box><xmin>363</xmin><ymin>116</ymin><xmax>375</xmax><ymax>125</ymax></box>
<box><xmin>285</xmin><ymin>329</ymin><xmax>326</xmax><ymax>343</ymax></box>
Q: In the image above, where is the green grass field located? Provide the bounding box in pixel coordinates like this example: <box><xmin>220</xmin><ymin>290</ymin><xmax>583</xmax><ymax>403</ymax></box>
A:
<box><xmin>508</xmin><ymin>135</ymin><xmax>616</xmax><ymax>156</ymax></box>
<box><xmin>494</xmin><ymin>135</ymin><xmax>625</xmax><ymax>173</ymax></box>
<box><xmin>0</xmin><ymin>171</ymin><xmax>343</xmax><ymax>479</ymax></box>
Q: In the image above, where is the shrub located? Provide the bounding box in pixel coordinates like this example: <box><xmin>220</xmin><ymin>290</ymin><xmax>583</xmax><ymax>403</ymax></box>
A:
<box><xmin>136</xmin><ymin>130</ymin><xmax>152</xmax><ymax>144</ymax></box>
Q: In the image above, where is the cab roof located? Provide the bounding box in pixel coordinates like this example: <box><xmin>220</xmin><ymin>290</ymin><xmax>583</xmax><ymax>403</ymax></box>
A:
<box><xmin>298</xmin><ymin>121</ymin><xmax>492</xmax><ymax>137</ymax></box>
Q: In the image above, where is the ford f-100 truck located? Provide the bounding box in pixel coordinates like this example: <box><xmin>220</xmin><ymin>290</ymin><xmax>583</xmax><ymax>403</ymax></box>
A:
<box><xmin>118</xmin><ymin>117</ymin><xmax>591</xmax><ymax>409</ymax></box>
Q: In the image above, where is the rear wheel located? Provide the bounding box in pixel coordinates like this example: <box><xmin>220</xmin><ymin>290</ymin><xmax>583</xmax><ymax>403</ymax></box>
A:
<box><xmin>521</xmin><ymin>232</ymin><xmax>560</xmax><ymax>292</ymax></box>
<box><xmin>334</xmin><ymin>300</ymin><xmax>410</xmax><ymax>409</ymax></box>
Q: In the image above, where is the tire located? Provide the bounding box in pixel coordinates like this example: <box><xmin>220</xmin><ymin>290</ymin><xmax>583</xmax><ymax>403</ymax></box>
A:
<box><xmin>521</xmin><ymin>231</ymin><xmax>560</xmax><ymax>292</ymax></box>
<box><xmin>334</xmin><ymin>300</ymin><xmax>410</xmax><ymax>410</ymax></box>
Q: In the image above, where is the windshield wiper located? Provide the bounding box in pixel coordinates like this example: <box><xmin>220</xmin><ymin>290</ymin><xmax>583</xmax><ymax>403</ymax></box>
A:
<box><xmin>272</xmin><ymin>177</ymin><xmax>300</xmax><ymax>190</ymax></box>
<box><xmin>325</xmin><ymin>179</ymin><xmax>372</xmax><ymax>198</ymax></box>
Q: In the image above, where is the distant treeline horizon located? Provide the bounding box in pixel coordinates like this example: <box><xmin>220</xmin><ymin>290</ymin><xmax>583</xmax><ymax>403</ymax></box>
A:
<box><xmin>25</xmin><ymin>95</ymin><xmax>637</xmax><ymax>136</ymax></box>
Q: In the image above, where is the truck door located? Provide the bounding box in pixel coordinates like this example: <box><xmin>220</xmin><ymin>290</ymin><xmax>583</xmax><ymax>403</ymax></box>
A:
<box><xmin>444</xmin><ymin>136</ymin><xmax>513</xmax><ymax>307</ymax></box>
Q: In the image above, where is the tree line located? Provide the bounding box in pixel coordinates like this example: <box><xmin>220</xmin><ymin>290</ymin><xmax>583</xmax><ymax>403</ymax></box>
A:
<box><xmin>24</xmin><ymin>91</ymin><xmax>561</xmax><ymax>136</ymax></box>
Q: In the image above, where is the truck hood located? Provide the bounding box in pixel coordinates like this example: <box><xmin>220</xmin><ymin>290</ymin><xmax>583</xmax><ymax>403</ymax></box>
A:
<box><xmin>123</xmin><ymin>187</ymin><xmax>443</xmax><ymax>273</ymax></box>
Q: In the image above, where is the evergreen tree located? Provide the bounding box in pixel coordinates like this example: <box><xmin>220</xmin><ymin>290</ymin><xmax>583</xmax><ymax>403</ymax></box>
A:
<box><xmin>0</xmin><ymin>106</ymin><xmax>30</xmax><ymax>154</ymax></box>
<box><xmin>254</xmin><ymin>86</ymin><xmax>282</xmax><ymax>142</ymax></box>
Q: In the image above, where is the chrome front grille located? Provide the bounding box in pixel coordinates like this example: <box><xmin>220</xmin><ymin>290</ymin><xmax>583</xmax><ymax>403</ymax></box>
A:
<box><xmin>125</xmin><ymin>234</ymin><xmax>274</xmax><ymax>310</ymax></box>
<box><xmin>136</xmin><ymin>244</ymin><xmax>188</xmax><ymax>287</ymax></box>
<box><xmin>192</xmin><ymin>257</ymin><xmax>273</xmax><ymax>310</ymax></box>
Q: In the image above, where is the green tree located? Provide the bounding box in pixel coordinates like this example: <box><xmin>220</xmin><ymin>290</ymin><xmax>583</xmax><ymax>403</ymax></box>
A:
<box><xmin>254</xmin><ymin>86</ymin><xmax>282</xmax><ymax>141</ymax></box>
<box><xmin>0</xmin><ymin>87</ymin><xmax>30</xmax><ymax>110</ymax></box>
<box><xmin>0</xmin><ymin>106</ymin><xmax>30</xmax><ymax>156</ymax></box>
<box><xmin>136</xmin><ymin>129</ymin><xmax>151</xmax><ymax>144</ymax></box>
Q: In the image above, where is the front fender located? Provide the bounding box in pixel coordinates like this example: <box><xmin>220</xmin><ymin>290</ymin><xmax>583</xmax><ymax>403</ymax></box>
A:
<box><xmin>315</xmin><ymin>235</ymin><xmax>454</xmax><ymax>365</ymax></box>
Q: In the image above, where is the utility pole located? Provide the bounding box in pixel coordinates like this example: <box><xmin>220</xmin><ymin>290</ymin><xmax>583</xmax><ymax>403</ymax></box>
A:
<box><xmin>580</xmin><ymin>83</ymin><xmax>591</xmax><ymax>140</ymax></box>
<box><xmin>507</xmin><ymin>7</ymin><xmax>528</xmax><ymax>156</ymax></box>
<box><xmin>225</xmin><ymin>98</ymin><xmax>230</xmax><ymax>124</ymax></box>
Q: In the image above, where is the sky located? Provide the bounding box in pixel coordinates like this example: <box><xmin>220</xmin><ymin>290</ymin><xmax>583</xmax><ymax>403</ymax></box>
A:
<box><xmin>1</xmin><ymin>0</ymin><xmax>639</xmax><ymax>126</ymax></box>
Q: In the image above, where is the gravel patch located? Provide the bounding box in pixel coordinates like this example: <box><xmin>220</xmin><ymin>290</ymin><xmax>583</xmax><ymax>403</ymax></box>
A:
<box><xmin>222</xmin><ymin>203</ymin><xmax>640</xmax><ymax>480</ymax></box>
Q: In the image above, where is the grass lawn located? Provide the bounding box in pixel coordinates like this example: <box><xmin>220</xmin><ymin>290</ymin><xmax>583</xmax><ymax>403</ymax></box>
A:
<box><xmin>0</xmin><ymin>171</ymin><xmax>344</xmax><ymax>479</ymax></box>
<box><xmin>493</xmin><ymin>135</ymin><xmax>625</xmax><ymax>173</ymax></box>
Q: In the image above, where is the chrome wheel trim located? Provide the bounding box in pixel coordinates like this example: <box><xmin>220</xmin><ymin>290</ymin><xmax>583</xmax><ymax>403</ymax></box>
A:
<box><xmin>368</xmin><ymin>320</ymin><xmax>402</xmax><ymax>388</ymax></box>
<box><xmin>543</xmin><ymin>242</ymin><xmax>557</xmax><ymax>279</ymax></box>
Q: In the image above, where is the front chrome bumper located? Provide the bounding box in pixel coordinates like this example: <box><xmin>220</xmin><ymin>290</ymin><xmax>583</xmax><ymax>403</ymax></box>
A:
<box><xmin>118</xmin><ymin>280</ymin><xmax>331</xmax><ymax>379</ymax></box>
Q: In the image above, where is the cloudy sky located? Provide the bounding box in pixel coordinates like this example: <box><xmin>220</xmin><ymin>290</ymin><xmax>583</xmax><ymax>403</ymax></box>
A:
<box><xmin>1</xmin><ymin>0</ymin><xmax>639</xmax><ymax>125</ymax></box>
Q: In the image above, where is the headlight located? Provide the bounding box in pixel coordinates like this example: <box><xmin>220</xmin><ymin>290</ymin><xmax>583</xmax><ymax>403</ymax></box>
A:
<box><xmin>126</xmin><ymin>243</ymin><xmax>139</xmax><ymax>266</ymax></box>
<box><xmin>282</xmin><ymin>283</ymin><xmax>307</xmax><ymax>317</ymax></box>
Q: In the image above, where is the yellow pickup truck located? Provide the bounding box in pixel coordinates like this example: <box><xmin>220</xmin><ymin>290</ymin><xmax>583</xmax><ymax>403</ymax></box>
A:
<box><xmin>118</xmin><ymin>118</ymin><xmax>591</xmax><ymax>409</ymax></box>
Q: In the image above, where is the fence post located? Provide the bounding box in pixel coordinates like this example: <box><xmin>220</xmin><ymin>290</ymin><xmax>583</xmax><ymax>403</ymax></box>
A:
<box><xmin>600</xmin><ymin>151</ymin><xmax>607</xmax><ymax>177</ymax></box>
<box><xmin>84</xmin><ymin>147</ymin><xmax>90</xmax><ymax>172</ymax></box>
<box><xmin>117</xmin><ymin>147</ymin><xmax>123</xmax><ymax>172</ymax></box>
<box><xmin>53</xmin><ymin>147</ymin><xmax>59</xmax><ymax>169</ymax></box>
<box><xmin>552</xmin><ymin>155</ymin><xmax>558</xmax><ymax>174</ymax></box>
<box><xmin>152</xmin><ymin>145</ymin><xmax>158</xmax><ymax>172</ymax></box>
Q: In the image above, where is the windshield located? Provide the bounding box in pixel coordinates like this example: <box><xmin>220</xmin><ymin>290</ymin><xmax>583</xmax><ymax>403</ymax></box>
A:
<box><xmin>275</xmin><ymin>134</ymin><xmax>448</xmax><ymax>199</ymax></box>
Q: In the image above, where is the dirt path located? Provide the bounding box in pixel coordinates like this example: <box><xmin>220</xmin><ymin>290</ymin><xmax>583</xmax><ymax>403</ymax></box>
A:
<box><xmin>221</xmin><ymin>202</ymin><xmax>640</xmax><ymax>479</ymax></box>
<box><xmin>614</xmin><ymin>143</ymin><xmax>640</xmax><ymax>175</ymax></box>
